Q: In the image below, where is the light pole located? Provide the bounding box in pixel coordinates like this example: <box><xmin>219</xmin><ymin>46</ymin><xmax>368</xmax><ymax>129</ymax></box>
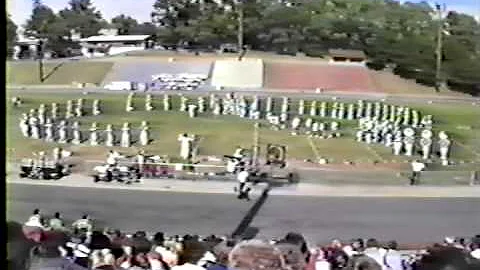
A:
<box><xmin>37</xmin><ymin>40</ymin><xmax>45</xmax><ymax>82</ymax></box>
<box><xmin>252</xmin><ymin>122</ymin><xmax>260</xmax><ymax>167</ymax></box>
<box><xmin>435</xmin><ymin>3</ymin><xmax>446</xmax><ymax>92</ymax></box>
<box><xmin>236</xmin><ymin>0</ymin><xmax>246</xmax><ymax>61</ymax></box>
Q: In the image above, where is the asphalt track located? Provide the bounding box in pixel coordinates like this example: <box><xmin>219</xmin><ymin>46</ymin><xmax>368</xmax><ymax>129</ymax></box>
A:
<box><xmin>7</xmin><ymin>183</ymin><xmax>480</xmax><ymax>245</ymax></box>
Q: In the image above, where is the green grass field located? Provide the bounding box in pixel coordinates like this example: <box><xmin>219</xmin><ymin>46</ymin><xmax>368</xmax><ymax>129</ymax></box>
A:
<box><xmin>6</xmin><ymin>92</ymin><xmax>480</xmax><ymax>172</ymax></box>
<box><xmin>6</xmin><ymin>61</ymin><xmax>113</xmax><ymax>85</ymax></box>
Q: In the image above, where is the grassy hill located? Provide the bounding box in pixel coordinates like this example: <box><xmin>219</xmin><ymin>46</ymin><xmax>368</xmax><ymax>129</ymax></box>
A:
<box><xmin>6</xmin><ymin>61</ymin><xmax>113</xmax><ymax>85</ymax></box>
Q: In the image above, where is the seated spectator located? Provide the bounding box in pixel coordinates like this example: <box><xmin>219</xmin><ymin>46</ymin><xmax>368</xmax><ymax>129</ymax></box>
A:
<box><xmin>363</xmin><ymin>238</ymin><xmax>387</xmax><ymax>269</ymax></box>
<box><xmin>22</xmin><ymin>211</ymin><xmax>46</xmax><ymax>243</ymax></box>
<box><xmin>48</xmin><ymin>212</ymin><xmax>65</xmax><ymax>231</ymax></box>
<box><xmin>416</xmin><ymin>245</ymin><xmax>480</xmax><ymax>270</ymax></box>
<box><xmin>90</xmin><ymin>250</ymin><xmax>103</xmax><ymax>268</ymax></box>
<box><xmin>307</xmin><ymin>248</ymin><xmax>330</xmax><ymax>270</ymax></box>
<box><xmin>172</xmin><ymin>262</ymin><xmax>205</xmax><ymax>270</ymax></box>
<box><xmin>116</xmin><ymin>246</ymin><xmax>134</xmax><ymax>269</ymax></box>
<box><xmin>147</xmin><ymin>250</ymin><xmax>170</xmax><ymax>270</ymax></box>
<box><xmin>66</xmin><ymin>236</ymin><xmax>91</xmax><ymax>268</ymax></box>
<box><xmin>470</xmin><ymin>243</ymin><xmax>480</xmax><ymax>259</ymax></box>
<box><xmin>134</xmin><ymin>252</ymin><xmax>151</xmax><ymax>269</ymax></box>
<box><xmin>197</xmin><ymin>250</ymin><xmax>217</xmax><ymax>268</ymax></box>
<box><xmin>155</xmin><ymin>246</ymin><xmax>179</xmax><ymax>267</ymax></box>
<box><xmin>227</xmin><ymin>239</ymin><xmax>287</xmax><ymax>270</ymax></box>
<box><xmin>351</xmin><ymin>238</ymin><xmax>365</xmax><ymax>252</ymax></box>
<box><xmin>72</xmin><ymin>214</ymin><xmax>93</xmax><ymax>233</ymax></box>
<box><xmin>89</xmin><ymin>248</ymin><xmax>115</xmax><ymax>269</ymax></box>
<box><xmin>153</xmin><ymin>232</ymin><xmax>165</xmax><ymax>246</ymax></box>
<box><xmin>206</xmin><ymin>247</ymin><xmax>230</xmax><ymax>270</ymax></box>
<box><xmin>24</xmin><ymin>209</ymin><xmax>45</xmax><ymax>228</ymax></box>
<box><xmin>132</xmin><ymin>231</ymin><xmax>152</xmax><ymax>254</ymax></box>
<box><xmin>345</xmin><ymin>254</ymin><xmax>382</xmax><ymax>270</ymax></box>
<box><xmin>383</xmin><ymin>241</ymin><xmax>404</xmax><ymax>270</ymax></box>
<box><xmin>29</xmin><ymin>209</ymin><xmax>43</xmax><ymax>221</ymax></box>
<box><xmin>108</xmin><ymin>230</ymin><xmax>125</xmax><ymax>258</ymax></box>
<box><xmin>88</xmin><ymin>231</ymin><xmax>112</xmax><ymax>251</ymax></box>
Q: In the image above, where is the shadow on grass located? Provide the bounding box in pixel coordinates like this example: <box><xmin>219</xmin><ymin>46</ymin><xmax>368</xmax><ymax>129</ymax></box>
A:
<box><xmin>41</xmin><ymin>62</ymin><xmax>65</xmax><ymax>82</ymax></box>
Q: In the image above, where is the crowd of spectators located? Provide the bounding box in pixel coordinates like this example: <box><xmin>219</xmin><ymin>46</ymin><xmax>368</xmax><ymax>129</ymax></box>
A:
<box><xmin>8</xmin><ymin>209</ymin><xmax>480</xmax><ymax>270</ymax></box>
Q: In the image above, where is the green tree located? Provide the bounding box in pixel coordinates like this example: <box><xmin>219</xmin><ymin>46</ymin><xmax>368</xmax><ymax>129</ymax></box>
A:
<box><xmin>132</xmin><ymin>22</ymin><xmax>158</xmax><ymax>36</ymax></box>
<box><xmin>111</xmin><ymin>14</ymin><xmax>139</xmax><ymax>35</ymax></box>
<box><xmin>59</xmin><ymin>0</ymin><xmax>106</xmax><ymax>38</ymax></box>
<box><xmin>257</xmin><ymin>2</ymin><xmax>311</xmax><ymax>53</ymax></box>
<box><xmin>7</xmin><ymin>14</ymin><xmax>18</xmax><ymax>46</ymax></box>
<box><xmin>24</xmin><ymin>2</ymin><xmax>58</xmax><ymax>38</ymax></box>
<box><xmin>7</xmin><ymin>14</ymin><xmax>18</xmax><ymax>57</ymax></box>
<box><xmin>147</xmin><ymin>0</ymin><xmax>480</xmax><ymax>94</ymax></box>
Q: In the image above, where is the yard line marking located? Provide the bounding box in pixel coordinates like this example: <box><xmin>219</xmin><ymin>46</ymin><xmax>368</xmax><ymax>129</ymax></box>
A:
<box><xmin>306</xmin><ymin>136</ymin><xmax>322</xmax><ymax>162</ymax></box>
<box><xmin>85</xmin><ymin>159</ymin><xmax>226</xmax><ymax>168</ymax></box>
<box><xmin>453</xmin><ymin>140</ymin><xmax>480</xmax><ymax>160</ymax></box>
<box><xmin>362</xmin><ymin>144</ymin><xmax>386</xmax><ymax>163</ymax></box>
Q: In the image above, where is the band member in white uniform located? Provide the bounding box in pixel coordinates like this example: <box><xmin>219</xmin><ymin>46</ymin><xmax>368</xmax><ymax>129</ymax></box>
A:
<box><xmin>235</xmin><ymin>167</ymin><xmax>251</xmax><ymax>201</ymax></box>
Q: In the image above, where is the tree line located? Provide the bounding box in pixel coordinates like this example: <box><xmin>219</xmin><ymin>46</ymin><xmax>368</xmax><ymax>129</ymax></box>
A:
<box><xmin>6</xmin><ymin>0</ymin><xmax>480</xmax><ymax>95</ymax></box>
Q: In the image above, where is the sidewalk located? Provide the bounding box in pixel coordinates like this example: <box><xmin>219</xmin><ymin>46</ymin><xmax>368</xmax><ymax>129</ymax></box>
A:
<box><xmin>7</xmin><ymin>173</ymin><xmax>480</xmax><ymax>198</ymax></box>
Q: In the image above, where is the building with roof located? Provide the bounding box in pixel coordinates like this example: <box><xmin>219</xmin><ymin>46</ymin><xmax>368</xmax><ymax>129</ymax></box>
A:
<box><xmin>328</xmin><ymin>49</ymin><xmax>367</xmax><ymax>64</ymax></box>
<box><xmin>79</xmin><ymin>34</ymin><xmax>155</xmax><ymax>58</ymax></box>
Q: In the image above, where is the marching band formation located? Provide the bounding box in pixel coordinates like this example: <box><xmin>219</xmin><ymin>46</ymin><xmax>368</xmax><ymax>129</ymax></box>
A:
<box><xmin>15</xmin><ymin>93</ymin><xmax>454</xmax><ymax>190</ymax></box>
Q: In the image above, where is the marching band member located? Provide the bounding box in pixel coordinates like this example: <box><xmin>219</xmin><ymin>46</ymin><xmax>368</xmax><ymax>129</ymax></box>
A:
<box><xmin>135</xmin><ymin>150</ymin><xmax>146</xmax><ymax>179</ymax></box>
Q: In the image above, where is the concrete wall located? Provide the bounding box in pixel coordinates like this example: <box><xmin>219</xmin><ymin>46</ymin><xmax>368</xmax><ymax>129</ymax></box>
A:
<box><xmin>211</xmin><ymin>59</ymin><xmax>264</xmax><ymax>88</ymax></box>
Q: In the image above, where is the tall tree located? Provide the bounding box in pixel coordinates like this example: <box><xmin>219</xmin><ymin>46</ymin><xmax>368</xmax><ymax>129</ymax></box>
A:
<box><xmin>24</xmin><ymin>2</ymin><xmax>58</xmax><ymax>38</ymax></box>
<box><xmin>111</xmin><ymin>14</ymin><xmax>139</xmax><ymax>35</ymax></box>
<box><xmin>59</xmin><ymin>0</ymin><xmax>106</xmax><ymax>38</ymax></box>
<box><xmin>132</xmin><ymin>22</ymin><xmax>158</xmax><ymax>35</ymax></box>
<box><xmin>7</xmin><ymin>14</ymin><xmax>18</xmax><ymax>57</ymax></box>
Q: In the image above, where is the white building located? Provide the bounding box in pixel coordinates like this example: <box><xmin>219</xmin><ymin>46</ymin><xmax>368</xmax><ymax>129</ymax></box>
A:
<box><xmin>79</xmin><ymin>34</ymin><xmax>154</xmax><ymax>58</ymax></box>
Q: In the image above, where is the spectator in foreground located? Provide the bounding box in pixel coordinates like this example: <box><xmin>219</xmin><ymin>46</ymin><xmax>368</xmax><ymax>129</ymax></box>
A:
<box><xmin>415</xmin><ymin>245</ymin><xmax>480</xmax><ymax>270</ymax></box>
<box><xmin>72</xmin><ymin>214</ymin><xmax>93</xmax><ymax>233</ymax></box>
<box><xmin>383</xmin><ymin>241</ymin><xmax>404</xmax><ymax>270</ymax></box>
<box><xmin>307</xmin><ymin>248</ymin><xmax>331</xmax><ymax>270</ymax></box>
<box><xmin>470</xmin><ymin>243</ymin><xmax>480</xmax><ymax>259</ymax></box>
<box><xmin>48</xmin><ymin>212</ymin><xmax>65</xmax><ymax>231</ymax></box>
<box><xmin>363</xmin><ymin>238</ymin><xmax>387</xmax><ymax>269</ymax></box>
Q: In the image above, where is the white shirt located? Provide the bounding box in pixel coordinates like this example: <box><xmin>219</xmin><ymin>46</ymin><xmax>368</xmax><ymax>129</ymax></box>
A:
<box><xmin>384</xmin><ymin>249</ymin><xmax>404</xmax><ymax>270</ymax></box>
<box><xmin>66</xmin><ymin>242</ymin><xmax>90</xmax><ymax>258</ymax></box>
<box><xmin>412</xmin><ymin>162</ymin><xmax>425</xmax><ymax>172</ymax></box>
<box><xmin>107</xmin><ymin>155</ymin><xmax>116</xmax><ymax>165</ymax></box>
<box><xmin>73</xmin><ymin>218</ymin><xmax>91</xmax><ymax>230</ymax></box>
<box><xmin>25</xmin><ymin>216</ymin><xmax>44</xmax><ymax>228</ymax></box>
<box><xmin>471</xmin><ymin>249</ymin><xmax>480</xmax><ymax>259</ymax></box>
<box><xmin>227</xmin><ymin>160</ymin><xmax>238</xmax><ymax>173</ymax></box>
<box><xmin>292</xmin><ymin>118</ymin><xmax>301</xmax><ymax>128</ymax></box>
<box><xmin>315</xmin><ymin>261</ymin><xmax>331</xmax><ymax>270</ymax></box>
<box><xmin>237</xmin><ymin>171</ymin><xmax>249</xmax><ymax>183</ymax></box>
<box><xmin>137</xmin><ymin>154</ymin><xmax>145</xmax><ymax>164</ymax></box>
<box><xmin>364</xmin><ymin>247</ymin><xmax>388</xmax><ymax>270</ymax></box>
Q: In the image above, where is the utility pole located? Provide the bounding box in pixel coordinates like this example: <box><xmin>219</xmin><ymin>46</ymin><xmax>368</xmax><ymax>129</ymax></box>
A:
<box><xmin>435</xmin><ymin>3</ymin><xmax>446</xmax><ymax>92</ymax></box>
<box><xmin>237</xmin><ymin>0</ymin><xmax>245</xmax><ymax>60</ymax></box>
<box><xmin>252</xmin><ymin>122</ymin><xmax>260</xmax><ymax>167</ymax></box>
<box><xmin>38</xmin><ymin>40</ymin><xmax>44</xmax><ymax>83</ymax></box>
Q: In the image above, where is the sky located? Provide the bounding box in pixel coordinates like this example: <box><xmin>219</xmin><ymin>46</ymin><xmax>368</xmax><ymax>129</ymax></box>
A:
<box><xmin>7</xmin><ymin>0</ymin><xmax>480</xmax><ymax>27</ymax></box>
